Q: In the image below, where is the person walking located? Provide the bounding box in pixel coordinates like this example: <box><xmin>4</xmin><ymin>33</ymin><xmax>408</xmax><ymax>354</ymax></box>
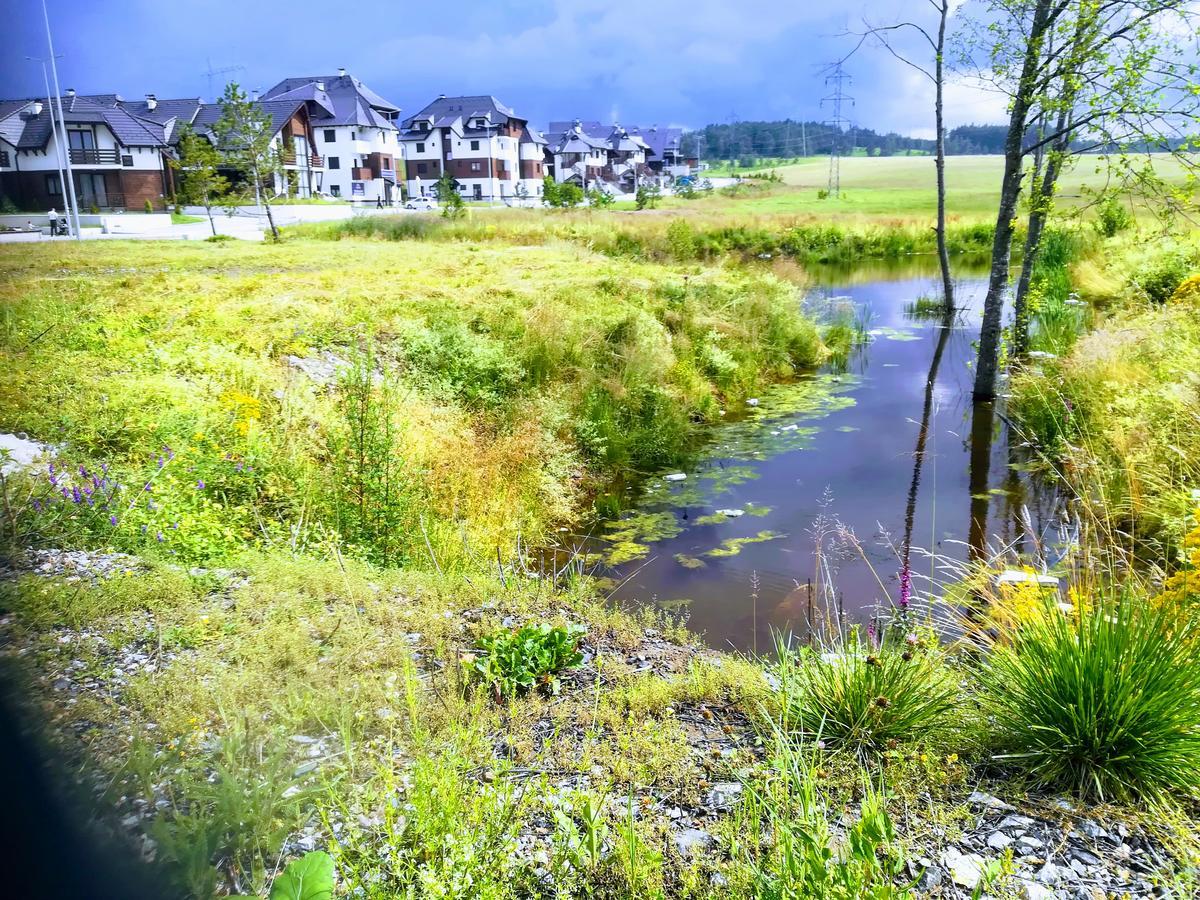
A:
<box><xmin>48</xmin><ymin>207</ymin><xmax>59</xmax><ymax>236</ymax></box>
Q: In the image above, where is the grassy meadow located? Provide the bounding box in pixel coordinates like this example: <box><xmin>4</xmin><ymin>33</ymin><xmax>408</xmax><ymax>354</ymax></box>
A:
<box><xmin>2</xmin><ymin>191</ymin><xmax>1200</xmax><ymax>898</ymax></box>
<box><xmin>676</xmin><ymin>153</ymin><xmax>1195</xmax><ymax>221</ymax></box>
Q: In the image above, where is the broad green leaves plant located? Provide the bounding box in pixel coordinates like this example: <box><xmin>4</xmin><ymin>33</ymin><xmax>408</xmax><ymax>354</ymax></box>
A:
<box><xmin>468</xmin><ymin>623</ymin><xmax>586</xmax><ymax>700</ymax></box>
<box><xmin>236</xmin><ymin>851</ymin><xmax>334</xmax><ymax>900</ymax></box>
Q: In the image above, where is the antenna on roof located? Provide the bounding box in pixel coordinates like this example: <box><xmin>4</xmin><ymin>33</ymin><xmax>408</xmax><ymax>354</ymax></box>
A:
<box><xmin>202</xmin><ymin>57</ymin><xmax>246</xmax><ymax>99</ymax></box>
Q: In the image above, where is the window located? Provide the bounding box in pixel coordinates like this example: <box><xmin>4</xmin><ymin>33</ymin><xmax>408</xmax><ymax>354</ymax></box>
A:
<box><xmin>328</xmin><ymin>157</ymin><xmax>340</xmax><ymax>170</ymax></box>
<box><xmin>470</xmin><ymin>162</ymin><xmax>482</xmax><ymax>172</ymax></box>
<box><xmin>45</xmin><ymin>173</ymin><xmax>61</xmax><ymax>195</ymax></box>
<box><xmin>324</xmin><ymin>129</ymin><xmax>336</xmax><ymax>142</ymax></box>
<box><xmin>470</xmin><ymin>140</ymin><xmax>479</xmax><ymax>151</ymax></box>
<box><xmin>329</xmin><ymin>184</ymin><xmax>341</xmax><ymax>197</ymax></box>
<box><xmin>350</xmin><ymin>131</ymin><xmax>357</xmax><ymax>140</ymax></box>
<box><xmin>67</xmin><ymin>128</ymin><xmax>95</xmax><ymax>150</ymax></box>
<box><xmin>473</xmin><ymin>184</ymin><xmax>482</xmax><ymax>199</ymax></box>
<box><xmin>121</xmin><ymin>155</ymin><xmax>133</xmax><ymax>167</ymax></box>
<box><xmin>416</xmin><ymin>142</ymin><xmax>425</xmax><ymax>153</ymax></box>
<box><xmin>417</xmin><ymin>162</ymin><xmax>428</xmax><ymax>174</ymax></box>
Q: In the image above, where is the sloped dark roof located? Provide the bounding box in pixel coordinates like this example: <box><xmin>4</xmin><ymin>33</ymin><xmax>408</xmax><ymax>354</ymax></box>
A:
<box><xmin>520</xmin><ymin>125</ymin><xmax>547</xmax><ymax>146</ymax></box>
<box><xmin>401</xmin><ymin>95</ymin><xmax>521</xmax><ymax>134</ymax></box>
<box><xmin>262</xmin><ymin>74</ymin><xmax>399</xmax><ymax>129</ymax></box>
<box><xmin>0</xmin><ymin>94</ymin><xmax>167</xmax><ymax>150</ymax></box>
<box><xmin>630</xmin><ymin>125</ymin><xmax>683</xmax><ymax>160</ymax></box>
<box><xmin>192</xmin><ymin>99</ymin><xmax>304</xmax><ymax>145</ymax></box>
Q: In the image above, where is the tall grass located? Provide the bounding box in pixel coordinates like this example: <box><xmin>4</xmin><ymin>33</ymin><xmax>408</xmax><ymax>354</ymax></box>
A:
<box><xmin>297</xmin><ymin>211</ymin><xmax>998</xmax><ymax>267</ymax></box>
<box><xmin>775</xmin><ymin>629</ymin><xmax>960</xmax><ymax>756</ymax></box>
<box><xmin>977</xmin><ymin>599</ymin><xmax>1200</xmax><ymax>802</ymax></box>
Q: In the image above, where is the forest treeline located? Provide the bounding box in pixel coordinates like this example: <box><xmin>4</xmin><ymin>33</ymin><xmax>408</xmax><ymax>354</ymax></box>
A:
<box><xmin>681</xmin><ymin>120</ymin><xmax>1011</xmax><ymax>160</ymax></box>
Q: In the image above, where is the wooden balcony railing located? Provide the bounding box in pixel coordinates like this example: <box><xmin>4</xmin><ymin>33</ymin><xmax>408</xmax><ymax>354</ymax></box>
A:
<box><xmin>280</xmin><ymin>150</ymin><xmax>323</xmax><ymax>168</ymax></box>
<box><xmin>68</xmin><ymin>148</ymin><xmax>120</xmax><ymax>165</ymax></box>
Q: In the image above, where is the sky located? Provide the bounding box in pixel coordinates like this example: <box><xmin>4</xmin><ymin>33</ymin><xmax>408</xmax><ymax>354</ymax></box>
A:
<box><xmin>1</xmin><ymin>0</ymin><xmax>1011</xmax><ymax>138</ymax></box>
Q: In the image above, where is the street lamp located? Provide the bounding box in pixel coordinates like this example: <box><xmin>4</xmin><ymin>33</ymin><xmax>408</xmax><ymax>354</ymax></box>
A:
<box><xmin>26</xmin><ymin>54</ymin><xmax>70</xmax><ymax>235</ymax></box>
<box><xmin>39</xmin><ymin>0</ymin><xmax>81</xmax><ymax>240</ymax></box>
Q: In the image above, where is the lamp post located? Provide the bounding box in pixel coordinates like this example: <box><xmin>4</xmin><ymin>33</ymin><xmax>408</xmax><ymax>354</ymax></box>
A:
<box><xmin>40</xmin><ymin>0</ymin><xmax>81</xmax><ymax>240</ymax></box>
<box><xmin>26</xmin><ymin>55</ymin><xmax>70</xmax><ymax>234</ymax></box>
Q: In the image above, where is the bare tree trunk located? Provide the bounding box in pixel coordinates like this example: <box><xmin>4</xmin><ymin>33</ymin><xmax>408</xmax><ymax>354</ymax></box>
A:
<box><xmin>1012</xmin><ymin>130</ymin><xmax>1068</xmax><ymax>356</ymax></box>
<box><xmin>973</xmin><ymin>0</ymin><xmax>1056</xmax><ymax>401</ymax></box>
<box><xmin>255</xmin><ymin>163</ymin><xmax>280</xmax><ymax>241</ymax></box>
<box><xmin>934</xmin><ymin>0</ymin><xmax>954</xmax><ymax>308</ymax></box>
<box><xmin>203</xmin><ymin>194</ymin><xmax>217</xmax><ymax>237</ymax></box>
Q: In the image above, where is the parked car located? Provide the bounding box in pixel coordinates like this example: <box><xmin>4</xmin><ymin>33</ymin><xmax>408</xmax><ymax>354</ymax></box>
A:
<box><xmin>404</xmin><ymin>196</ymin><xmax>437</xmax><ymax>210</ymax></box>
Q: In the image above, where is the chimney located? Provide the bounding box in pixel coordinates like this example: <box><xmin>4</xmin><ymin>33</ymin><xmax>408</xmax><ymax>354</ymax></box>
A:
<box><xmin>145</xmin><ymin>93</ymin><xmax>157</xmax><ymax>111</ymax></box>
<box><xmin>337</xmin><ymin>67</ymin><xmax>346</xmax><ymax>77</ymax></box>
<box><xmin>316</xmin><ymin>80</ymin><xmax>325</xmax><ymax>91</ymax></box>
<box><xmin>31</xmin><ymin>100</ymin><xmax>44</xmax><ymax>116</ymax></box>
<box><xmin>251</xmin><ymin>88</ymin><xmax>259</xmax><ymax>101</ymax></box>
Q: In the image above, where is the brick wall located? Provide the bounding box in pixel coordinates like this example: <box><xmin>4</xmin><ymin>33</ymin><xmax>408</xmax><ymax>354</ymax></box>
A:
<box><xmin>119</xmin><ymin>169</ymin><xmax>166</xmax><ymax>210</ymax></box>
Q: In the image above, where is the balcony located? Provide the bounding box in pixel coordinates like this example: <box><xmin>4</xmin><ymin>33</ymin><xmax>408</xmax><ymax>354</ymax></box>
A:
<box><xmin>351</xmin><ymin>166</ymin><xmax>373</xmax><ymax>180</ymax></box>
<box><xmin>280</xmin><ymin>150</ymin><xmax>323</xmax><ymax>168</ymax></box>
<box><xmin>68</xmin><ymin>148</ymin><xmax>120</xmax><ymax>165</ymax></box>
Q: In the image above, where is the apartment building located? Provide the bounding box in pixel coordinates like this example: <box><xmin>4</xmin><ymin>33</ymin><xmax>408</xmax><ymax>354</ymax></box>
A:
<box><xmin>545</xmin><ymin>120</ymin><xmax>655</xmax><ymax>192</ymax></box>
<box><xmin>261</xmin><ymin>70</ymin><xmax>401</xmax><ymax>204</ymax></box>
<box><xmin>0</xmin><ymin>90</ymin><xmax>175</xmax><ymax>211</ymax></box>
<box><xmin>400</xmin><ymin>95</ymin><xmax>546</xmax><ymax>203</ymax></box>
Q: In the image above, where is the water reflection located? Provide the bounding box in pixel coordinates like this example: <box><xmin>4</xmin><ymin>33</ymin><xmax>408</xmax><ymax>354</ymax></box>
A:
<box><xmin>590</xmin><ymin>258</ymin><xmax>1052</xmax><ymax>652</ymax></box>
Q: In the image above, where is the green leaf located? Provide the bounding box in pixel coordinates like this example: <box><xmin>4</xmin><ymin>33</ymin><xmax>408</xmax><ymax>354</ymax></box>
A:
<box><xmin>269</xmin><ymin>851</ymin><xmax>334</xmax><ymax>900</ymax></box>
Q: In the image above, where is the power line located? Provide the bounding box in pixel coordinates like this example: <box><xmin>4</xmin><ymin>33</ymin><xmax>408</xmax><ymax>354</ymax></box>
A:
<box><xmin>820</xmin><ymin>61</ymin><xmax>854</xmax><ymax>197</ymax></box>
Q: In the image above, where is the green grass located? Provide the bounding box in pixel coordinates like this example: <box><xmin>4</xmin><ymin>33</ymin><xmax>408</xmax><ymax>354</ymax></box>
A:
<box><xmin>171</xmin><ymin>212</ymin><xmax>205</xmax><ymax>224</ymax></box>
<box><xmin>672</xmin><ymin>153</ymin><xmax>1195</xmax><ymax>222</ymax></box>
<box><xmin>0</xmin><ymin>237</ymin><xmax>822</xmax><ymax>571</ymax></box>
<box><xmin>978</xmin><ymin>599</ymin><xmax>1200</xmax><ymax>802</ymax></box>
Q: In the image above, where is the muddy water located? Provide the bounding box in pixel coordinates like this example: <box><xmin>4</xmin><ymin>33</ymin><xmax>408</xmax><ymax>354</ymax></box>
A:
<box><xmin>591</xmin><ymin>258</ymin><xmax>1058</xmax><ymax>653</ymax></box>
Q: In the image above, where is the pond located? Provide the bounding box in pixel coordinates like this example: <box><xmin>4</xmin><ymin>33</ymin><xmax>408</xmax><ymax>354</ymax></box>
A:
<box><xmin>580</xmin><ymin>258</ymin><xmax>1061</xmax><ymax>653</ymax></box>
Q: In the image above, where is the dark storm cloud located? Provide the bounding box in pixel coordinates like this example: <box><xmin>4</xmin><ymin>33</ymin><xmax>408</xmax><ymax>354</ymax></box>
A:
<box><xmin>1</xmin><ymin>0</ymin><xmax>1006</xmax><ymax>133</ymax></box>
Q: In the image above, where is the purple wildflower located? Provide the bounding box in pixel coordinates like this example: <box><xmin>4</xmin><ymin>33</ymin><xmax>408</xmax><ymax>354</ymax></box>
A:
<box><xmin>31</xmin><ymin>499</ymin><xmax>42</xmax><ymax>512</ymax></box>
<box><xmin>78</xmin><ymin>465</ymin><xmax>87</xmax><ymax>477</ymax></box>
<box><xmin>196</xmin><ymin>480</ymin><xmax>205</xmax><ymax>490</ymax></box>
<box><xmin>71</xmin><ymin>486</ymin><xmax>82</xmax><ymax>504</ymax></box>
<box><xmin>48</xmin><ymin>474</ymin><xmax>58</xmax><ymax>487</ymax></box>
<box><xmin>898</xmin><ymin>561</ymin><xmax>912</xmax><ymax>611</ymax></box>
<box><xmin>144</xmin><ymin>482</ymin><xmax>152</xmax><ymax>492</ymax></box>
<box><xmin>59</xmin><ymin>486</ymin><xmax>69</xmax><ymax>499</ymax></box>
<box><xmin>157</xmin><ymin>457</ymin><xmax>165</xmax><ymax>469</ymax></box>
<box><xmin>234</xmin><ymin>461</ymin><xmax>243</xmax><ymax>472</ymax></box>
<box><xmin>48</xmin><ymin>463</ymin><xmax>55</xmax><ymax>475</ymax></box>
<box><xmin>156</xmin><ymin>531</ymin><xmax>164</xmax><ymax>542</ymax></box>
<box><xmin>867</xmin><ymin>619</ymin><xmax>878</xmax><ymax>647</ymax></box>
<box><xmin>141</xmin><ymin>525</ymin><xmax>148</xmax><ymax>534</ymax></box>
<box><xmin>109</xmin><ymin>515</ymin><xmax>118</xmax><ymax>526</ymax></box>
<box><xmin>171</xmin><ymin>521</ymin><xmax>179</xmax><ymax>530</ymax></box>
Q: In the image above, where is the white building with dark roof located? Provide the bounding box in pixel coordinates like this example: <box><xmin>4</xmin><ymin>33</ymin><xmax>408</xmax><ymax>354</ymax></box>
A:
<box><xmin>261</xmin><ymin>70</ymin><xmax>401</xmax><ymax>204</ymax></box>
<box><xmin>400</xmin><ymin>94</ymin><xmax>546</xmax><ymax>204</ymax></box>
<box><xmin>545</xmin><ymin>120</ymin><xmax>656</xmax><ymax>192</ymax></box>
<box><xmin>0</xmin><ymin>90</ymin><xmax>176</xmax><ymax>212</ymax></box>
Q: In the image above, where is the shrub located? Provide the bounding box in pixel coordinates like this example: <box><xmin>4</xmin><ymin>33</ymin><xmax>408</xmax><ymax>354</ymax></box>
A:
<box><xmin>467</xmin><ymin>623</ymin><xmax>586</xmax><ymax>700</ymax></box>
<box><xmin>1134</xmin><ymin>252</ymin><xmax>1191</xmax><ymax>303</ymax></box>
<box><xmin>634</xmin><ymin>184</ymin><xmax>661</xmax><ymax>210</ymax></box>
<box><xmin>776</xmin><ymin>629</ymin><xmax>960</xmax><ymax>755</ymax></box>
<box><xmin>978</xmin><ymin>599</ymin><xmax>1200</xmax><ymax>801</ymax></box>
<box><xmin>586</xmin><ymin>188</ymin><xmax>614</xmax><ymax>208</ymax></box>
<box><xmin>1169</xmin><ymin>273</ymin><xmax>1200</xmax><ymax>305</ymax></box>
<box><xmin>1094</xmin><ymin>196</ymin><xmax>1133</xmax><ymax>237</ymax></box>
<box><xmin>144</xmin><ymin>198</ymin><xmax>155</xmax><ymax>214</ymax></box>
